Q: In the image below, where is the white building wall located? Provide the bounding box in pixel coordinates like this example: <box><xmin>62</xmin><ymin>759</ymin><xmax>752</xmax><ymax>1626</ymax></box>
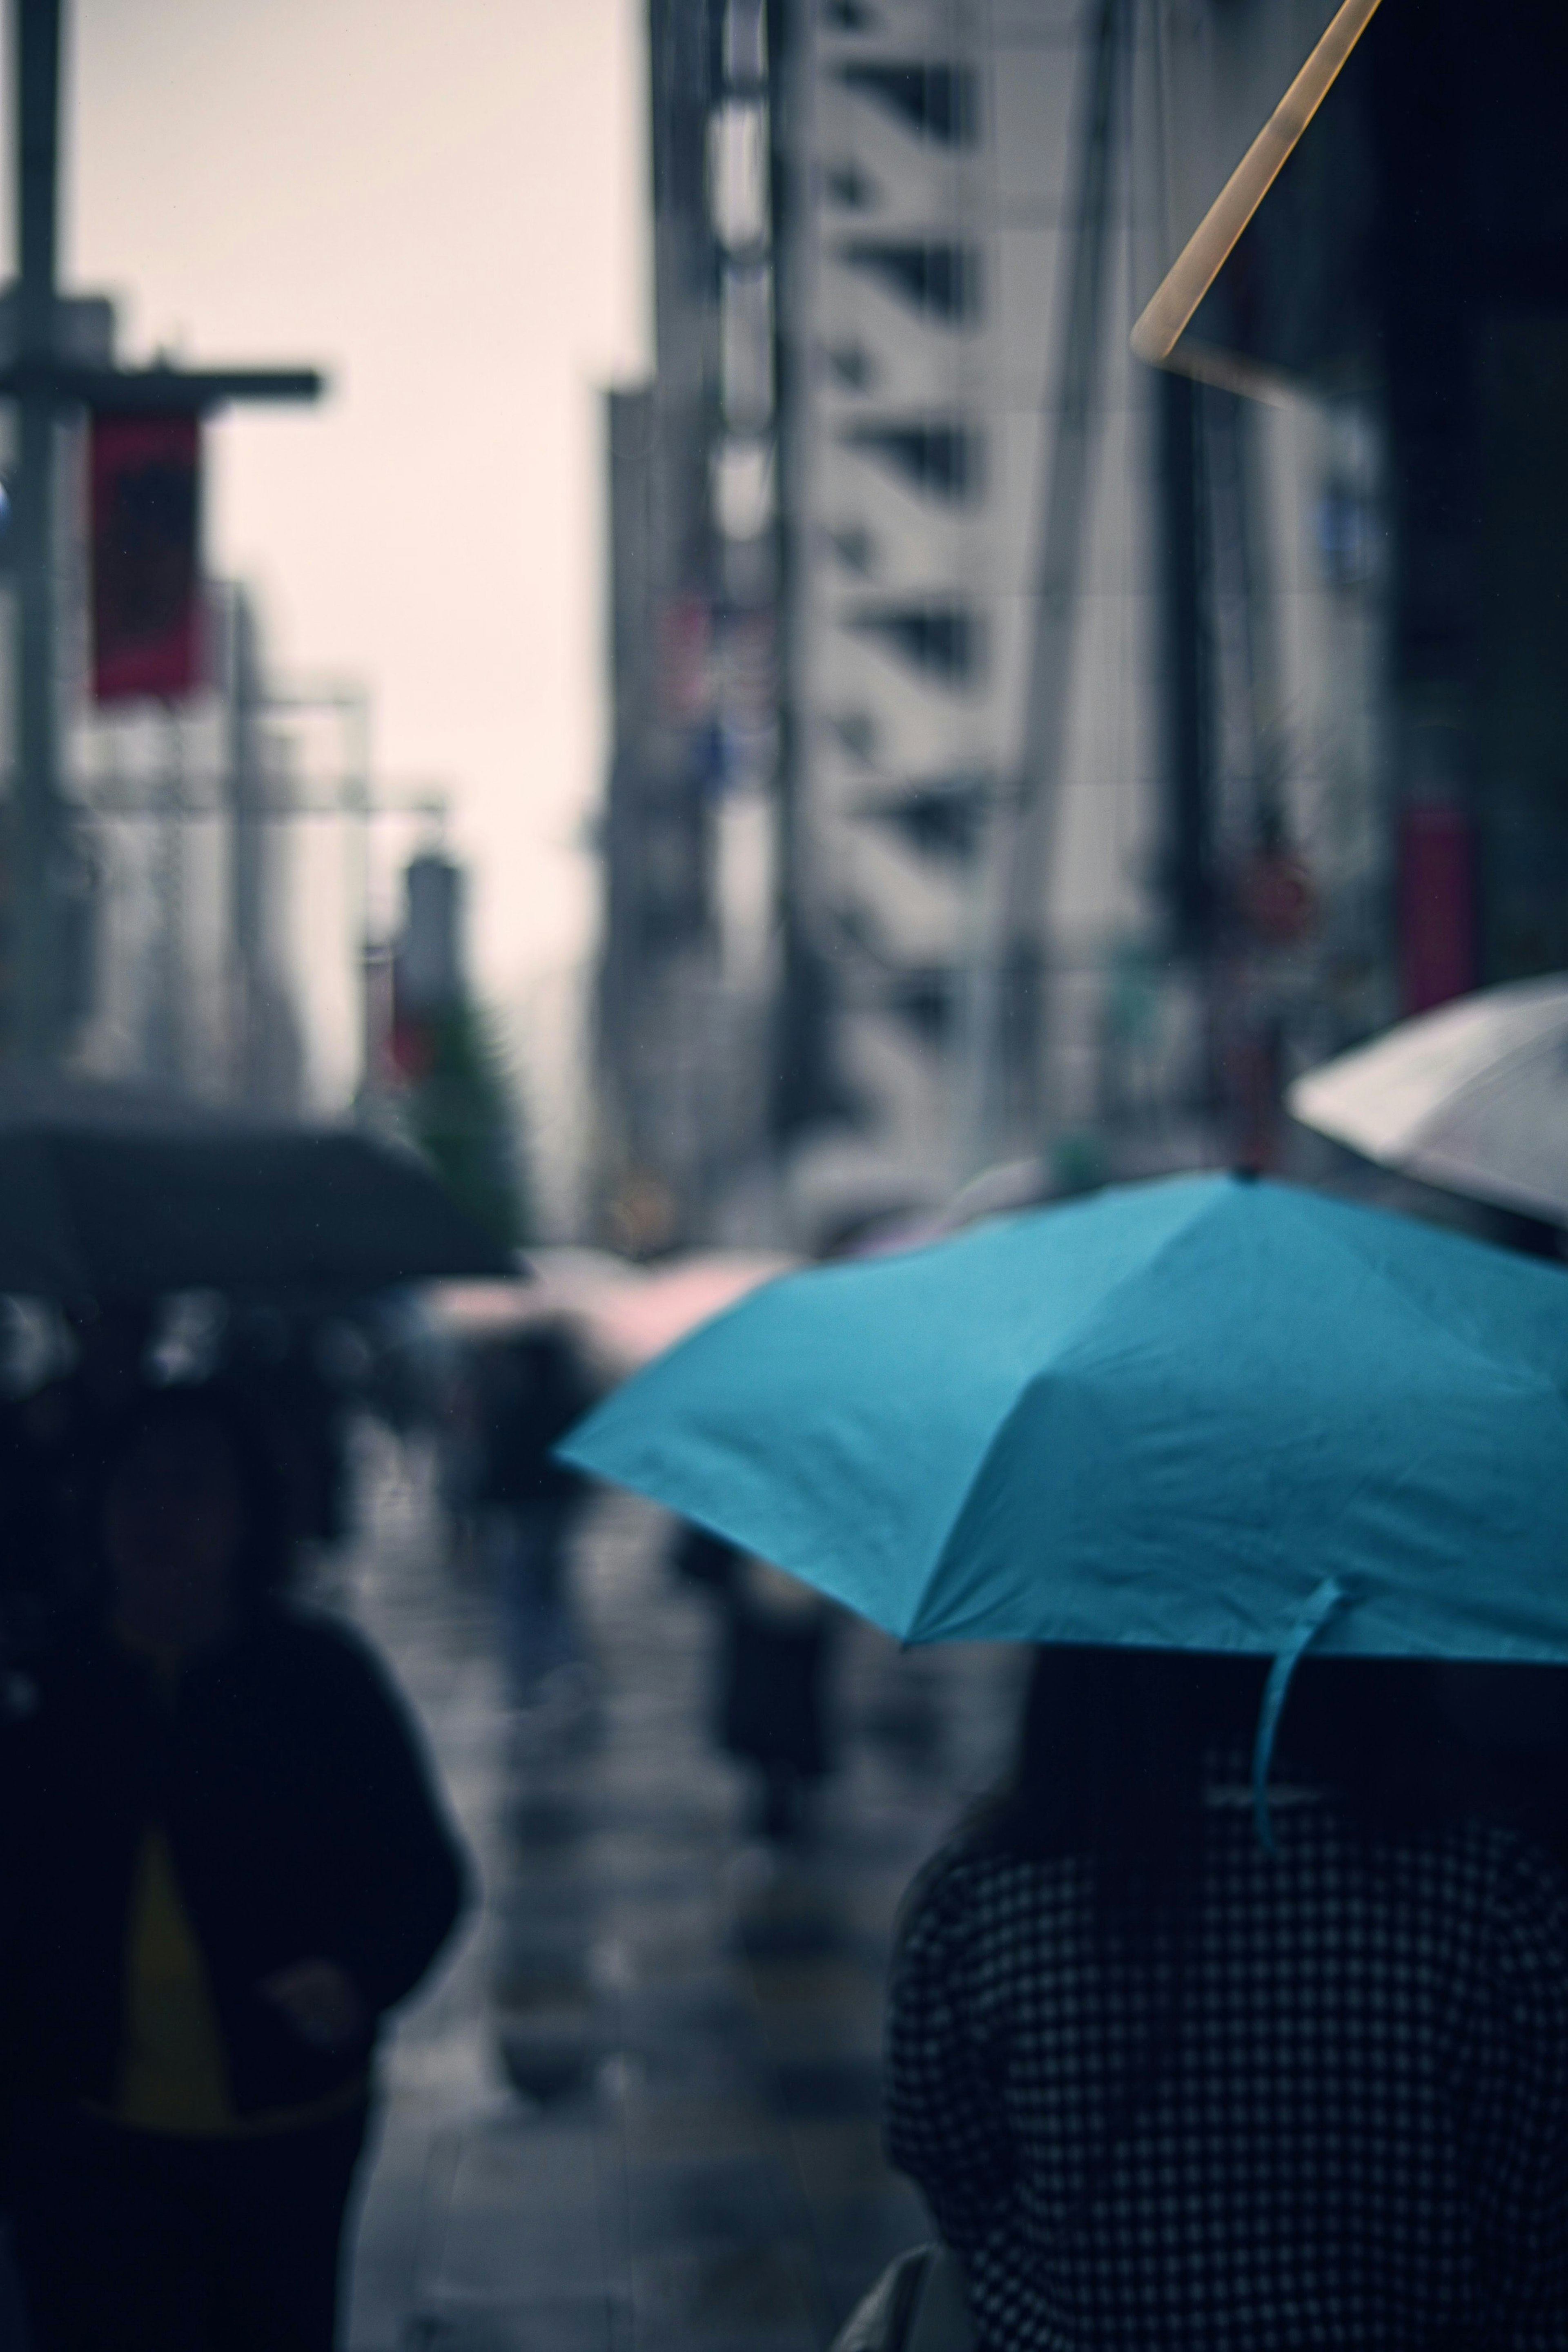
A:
<box><xmin>786</xmin><ymin>0</ymin><xmax>1165</xmax><ymax>1232</ymax></box>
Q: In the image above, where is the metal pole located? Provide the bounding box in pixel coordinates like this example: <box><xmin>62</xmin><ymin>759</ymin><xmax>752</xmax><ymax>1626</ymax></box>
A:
<box><xmin>258</xmin><ymin>680</ymin><xmax>374</xmax><ymax>1101</ymax></box>
<box><xmin>977</xmin><ymin>0</ymin><xmax>1126</xmax><ymax>1159</ymax></box>
<box><xmin>148</xmin><ymin>705</ymin><xmax>186</xmax><ymax>1085</ymax></box>
<box><xmin>764</xmin><ymin>0</ymin><xmax>834</xmax><ymax>1160</ymax></box>
<box><xmin>13</xmin><ymin>0</ymin><xmax>62</xmax><ymax>1064</ymax></box>
<box><xmin>1156</xmin><ymin>370</ymin><xmax>1214</xmax><ymax>960</ymax></box>
<box><xmin>336</xmin><ymin>687</ymin><xmax>374</xmax><ymax>1103</ymax></box>
<box><xmin>1154</xmin><ymin>366</ymin><xmax>1223</xmax><ymax>1129</ymax></box>
<box><xmin>764</xmin><ymin>0</ymin><xmax>803</xmax><ymax>1153</ymax></box>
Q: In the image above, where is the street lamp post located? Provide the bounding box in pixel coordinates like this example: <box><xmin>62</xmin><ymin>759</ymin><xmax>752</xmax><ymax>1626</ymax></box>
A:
<box><xmin>13</xmin><ymin>0</ymin><xmax>63</xmax><ymax>1063</ymax></box>
<box><xmin>6</xmin><ymin>0</ymin><xmax>326</xmax><ymax>1070</ymax></box>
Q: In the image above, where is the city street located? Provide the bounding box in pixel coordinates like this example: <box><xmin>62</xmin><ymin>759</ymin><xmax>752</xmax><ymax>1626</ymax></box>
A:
<box><xmin>335</xmin><ymin>1430</ymin><xmax>1023</xmax><ymax>2352</ymax></box>
<box><xmin>3</xmin><ymin>2</ymin><xmax>1564</xmax><ymax>2345</ymax></box>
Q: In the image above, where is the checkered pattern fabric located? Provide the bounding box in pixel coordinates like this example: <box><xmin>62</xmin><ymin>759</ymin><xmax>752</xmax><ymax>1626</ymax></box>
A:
<box><xmin>886</xmin><ymin>1799</ymin><xmax>1568</xmax><ymax>2351</ymax></box>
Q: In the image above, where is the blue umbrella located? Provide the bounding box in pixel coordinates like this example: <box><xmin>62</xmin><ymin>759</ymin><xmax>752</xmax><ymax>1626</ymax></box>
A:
<box><xmin>561</xmin><ymin>1175</ymin><xmax>1568</xmax><ymax>1827</ymax></box>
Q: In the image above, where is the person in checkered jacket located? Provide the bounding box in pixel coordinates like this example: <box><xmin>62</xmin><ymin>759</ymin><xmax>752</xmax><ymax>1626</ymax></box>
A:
<box><xmin>886</xmin><ymin>1648</ymin><xmax>1568</xmax><ymax>2352</ymax></box>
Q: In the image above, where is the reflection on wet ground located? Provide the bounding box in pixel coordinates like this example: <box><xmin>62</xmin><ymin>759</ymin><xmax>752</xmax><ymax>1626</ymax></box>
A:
<box><xmin>336</xmin><ymin>1431</ymin><xmax>1022</xmax><ymax>2352</ymax></box>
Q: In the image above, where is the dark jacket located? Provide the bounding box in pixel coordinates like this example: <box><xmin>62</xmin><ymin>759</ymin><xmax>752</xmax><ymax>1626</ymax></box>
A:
<box><xmin>473</xmin><ymin>1328</ymin><xmax>595</xmax><ymax>1511</ymax></box>
<box><xmin>0</xmin><ymin>1605</ymin><xmax>468</xmax><ymax>2118</ymax></box>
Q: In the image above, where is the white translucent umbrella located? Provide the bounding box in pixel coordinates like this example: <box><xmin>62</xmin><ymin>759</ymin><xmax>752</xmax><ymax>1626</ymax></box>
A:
<box><xmin>1287</xmin><ymin>976</ymin><xmax>1568</xmax><ymax>1223</ymax></box>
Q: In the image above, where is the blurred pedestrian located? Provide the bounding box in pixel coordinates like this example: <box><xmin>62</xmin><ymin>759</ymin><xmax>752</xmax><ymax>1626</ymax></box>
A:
<box><xmin>673</xmin><ymin>1527</ymin><xmax>838</xmax><ymax>1841</ymax></box>
<box><xmin>224</xmin><ymin>1308</ymin><xmax>353</xmax><ymax>1556</ymax></box>
<box><xmin>884</xmin><ymin>1647</ymin><xmax>1568</xmax><ymax>2351</ymax></box>
<box><xmin>0</xmin><ymin>1382</ymin><xmax>468</xmax><ymax>2352</ymax></box>
<box><xmin>472</xmin><ymin>1322</ymin><xmax>597</xmax><ymax>1706</ymax></box>
<box><xmin>0</xmin><ymin>1299</ymin><xmax>158</xmax><ymax>1637</ymax></box>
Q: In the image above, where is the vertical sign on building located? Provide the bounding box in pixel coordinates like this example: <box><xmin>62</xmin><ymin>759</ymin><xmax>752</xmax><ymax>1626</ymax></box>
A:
<box><xmin>89</xmin><ymin>412</ymin><xmax>202</xmax><ymax>702</ymax></box>
<box><xmin>1398</xmin><ymin>803</ymin><xmax>1477</xmax><ymax>1014</ymax></box>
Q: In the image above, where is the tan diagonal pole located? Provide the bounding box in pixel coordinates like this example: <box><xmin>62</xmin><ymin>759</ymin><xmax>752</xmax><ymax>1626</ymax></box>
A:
<box><xmin>1131</xmin><ymin>0</ymin><xmax>1385</xmax><ymax>372</ymax></box>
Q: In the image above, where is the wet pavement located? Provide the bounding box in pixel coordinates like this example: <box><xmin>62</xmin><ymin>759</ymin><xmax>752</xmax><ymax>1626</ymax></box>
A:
<box><xmin>333</xmin><ymin>1430</ymin><xmax>1022</xmax><ymax>2352</ymax></box>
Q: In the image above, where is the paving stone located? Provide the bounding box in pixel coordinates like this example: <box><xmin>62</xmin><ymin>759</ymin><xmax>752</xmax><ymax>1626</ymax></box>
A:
<box><xmin>338</xmin><ymin>1438</ymin><xmax>1016</xmax><ymax>2351</ymax></box>
<box><xmin>633</xmin><ymin>2241</ymin><xmax>820</xmax><ymax>2336</ymax></box>
<box><xmin>622</xmin><ymin>2153</ymin><xmax>803</xmax><ymax>2255</ymax></box>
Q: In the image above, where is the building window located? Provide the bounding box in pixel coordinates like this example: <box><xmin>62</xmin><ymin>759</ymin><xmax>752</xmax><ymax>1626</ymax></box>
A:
<box><xmin>842</xmin><ymin>421</ymin><xmax>984</xmax><ymax>502</ymax></box>
<box><xmin>838</xmin><ymin>62</ymin><xmax>980</xmax><ymax>147</ymax></box>
<box><xmin>845</xmin><ymin>604</ymin><xmax>985</xmax><ymax>684</ymax></box>
<box><xmin>855</xmin><ymin>777</ymin><xmax>990</xmax><ymax>862</ymax></box>
<box><xmin>823</xmin><ymin>158</ymin><xmax>879</xmax><ymax>210</ymax></box>
<box><xmin>825</xmin><ymin>343</ymin><xmax>878</xmax><ymax>391</ymax></box>
<box><xmin>838</xmin><ymin>241</ymin><xmax>982</xmax><ymax>326</ymax></box>
<box><xmin>829</xmin><ymin>526</ymin><xmax>877</xmax><ymax>575</ymax></box>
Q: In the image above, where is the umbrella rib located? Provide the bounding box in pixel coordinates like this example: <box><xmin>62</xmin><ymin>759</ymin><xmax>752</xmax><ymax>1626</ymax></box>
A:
<box><xmin>1407</xmin><ymin>1023</ymin><xmax>1568</xmax><ymax>1153</ymax></box>
<box><xmin>911</xmin><ymin>1185</ymin><xmax>1228</xmax><ymax>1642</ymax></box>
<box><xmin>1213</xmin><ymin>1210</ymin><xmax>1568</xmax><ymax>1600</ymax></box>
<box><xmin>1316</xmin><ymin>1215</ymin><xmax>1568</xmax><ymax>1423</ymax></box>
<box><xmin>914</xmin><ymin>1186</ymin><xmax>1568</xmax><ymax>1648</ymax></box>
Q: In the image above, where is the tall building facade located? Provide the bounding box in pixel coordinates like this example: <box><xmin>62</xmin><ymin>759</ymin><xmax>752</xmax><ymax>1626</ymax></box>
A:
<box><xmin>753</xmin><ymin>0</ymin><xmax>1192</xmax><ymax>1236</ymax></box>
<box><xmin>597</xmin><ymin>0</ymin><xmax>781</xmax><ymax>1249</ymax></box>
<box><xmin>601</xmin><ymin>0</ymin><xmax>1205</xmax><ymax>1245</ymax></box>
<box><xmin>1132</xmin><ymin>0</ymin><xmax>1568</xmax><ymax>1156</ymax></box>
<box><xmin>603</xmin><ymin>0</ymin><xmax>1566</xmax><ymax>1243</ymax></box>
<box><xmin>776</xmin><ymin>0</ymin><xmax>1398</xmax><ymax>1225</ymax></box>
<box><xmin>777</xmin><ymin>2</ymin><xmax>1162</xmax><ymax>1232</ymax></box>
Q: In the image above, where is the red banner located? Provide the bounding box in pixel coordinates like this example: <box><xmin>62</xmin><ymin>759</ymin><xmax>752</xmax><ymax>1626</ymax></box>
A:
<box><xmin>90</xmin><ymin>412</ymin><xmax>202</xmax><ymax>703</ymax></box>
<box><xmin>1398</xmin><ymin>803</ymin><xmax>1477</xmax><ymax>1014</ymax></box>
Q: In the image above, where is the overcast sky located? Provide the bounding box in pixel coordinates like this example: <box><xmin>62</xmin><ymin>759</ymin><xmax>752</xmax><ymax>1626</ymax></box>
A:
<box><xmin>57</xmin><ymin>0</ymin><xmax>650</xmax><ymax>1208</ymax></box>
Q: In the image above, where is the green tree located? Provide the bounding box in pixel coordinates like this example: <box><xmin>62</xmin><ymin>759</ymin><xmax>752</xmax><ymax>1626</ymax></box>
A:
<box><xmin>407</xmin><ymin>999</ymin><xmax>530</xmax><ymax>1250</ymax></box>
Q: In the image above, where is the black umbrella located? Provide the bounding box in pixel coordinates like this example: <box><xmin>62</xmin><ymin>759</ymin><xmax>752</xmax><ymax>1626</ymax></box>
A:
<box><xmin>0</xmin><ymin>1080</ymin><xmax>513</xmax><ymax>1298</ymax></box>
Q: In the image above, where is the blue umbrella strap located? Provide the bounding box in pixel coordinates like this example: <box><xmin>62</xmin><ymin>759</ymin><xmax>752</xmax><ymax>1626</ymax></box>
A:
<box><xmin>1252</xmin><ymin>1574</ymin><xmax>1354</xmax><ymax>1853</ymax></box>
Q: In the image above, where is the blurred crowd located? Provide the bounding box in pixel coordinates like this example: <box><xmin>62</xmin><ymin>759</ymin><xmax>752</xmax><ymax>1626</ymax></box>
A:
<box><xmin>0</xmin><ymin>1292</ymin><xmax>475</xmax><ymax>2352</ymax></box>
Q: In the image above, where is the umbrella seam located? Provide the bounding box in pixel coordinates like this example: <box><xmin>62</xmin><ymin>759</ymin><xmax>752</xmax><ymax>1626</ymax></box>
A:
<box><xmin>913</xmin><ymin>1182</ymin><xmax>1568</xmax><ymax>1646</ymax></box>
<box><xmin>909</xmin><ymin>1178</ymin><xmax>1240</xmax><ymax>1641</ymax></box>
<box><xmin>1295</xmin><ymin>984</ymin><xmax>1568</xmax><ymax>1164</ymax></box>
<box><xmin>1295</xmin><ymin>1199</ymin><xmax>1568</xmax><ymax>1414</ymax></box>
<box><xmin>1406</xmin><ymin>1023</ymin><xmax>1568</xmax><ymax>1158</ymax></box>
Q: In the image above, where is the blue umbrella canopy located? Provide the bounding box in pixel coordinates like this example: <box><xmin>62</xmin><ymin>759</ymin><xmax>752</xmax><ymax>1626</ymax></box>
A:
<box><xmin>561</xmin><ymin>1173</ymin><xmax>1568</xmax><ymax>1666</ymax></box>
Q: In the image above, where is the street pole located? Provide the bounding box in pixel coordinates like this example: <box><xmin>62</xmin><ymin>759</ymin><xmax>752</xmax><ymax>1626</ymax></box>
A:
<box><xmin>259</xmin><ymin>679</ymin><xmax>374</xmax><ymax>1100</ymax></box>
<box><xmin>3</xmin><ymin>0</ymin><xmax>323</xmax><ymax>1086</ymax></box>
<box><xmin>976</xmin><ymin>0</ymin><xmax>1125</xmax><ymax>1162</ymax></box>
<box><xmin>13</xmin><ymin>0</ymin><xmax>62</xmax><ymax>1065</ymax></box>
<box><xmin>764</xmin><ymin>0</ymin><xmax>802</xmax><ymax>1154</ymax></box>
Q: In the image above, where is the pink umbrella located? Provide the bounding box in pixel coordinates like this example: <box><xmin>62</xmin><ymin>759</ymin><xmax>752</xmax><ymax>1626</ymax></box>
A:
<box><xmin>422</xmin><ymin>1248</ymin><xmax>796</xmax><ymax>1384</ymax></box>
<box><xmin>424</xmin><ymin>1249</ymin><xmax>634</xmax><ymax>1344</ymax></box>
<box><xmin>586</xmin><ymin>1251</ymin><xmax>797</xmax><ymax>1376</ymax></box>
